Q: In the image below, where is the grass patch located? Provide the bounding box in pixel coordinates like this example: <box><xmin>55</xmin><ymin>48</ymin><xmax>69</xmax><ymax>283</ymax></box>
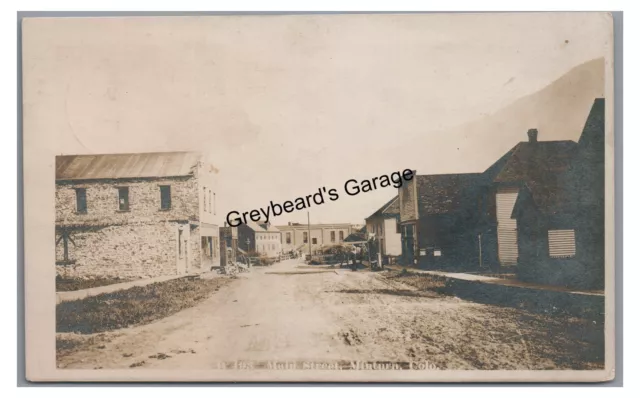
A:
<box><xmin>57</xmin><ymin>276</ymin><xmax>233</xmax><ymax>334</ymax></box>
<box><xmin>382</xmin><ymin>269</ymin><xmax>603</xmax><ymax>321</ymax></box>
<box><xmin>385</xmin><ymin>269</ymin><xmax>448</xmax><ymax>292</ymax></box>
<box><xmin>56</xmin><ymin>332</ymin><xmax>116</xmax><ymax>358</ymax></box>
<box><xmin>56</xmin><ymin>275</ymin><xmax>134</xmax><ymax>292</ymax></box>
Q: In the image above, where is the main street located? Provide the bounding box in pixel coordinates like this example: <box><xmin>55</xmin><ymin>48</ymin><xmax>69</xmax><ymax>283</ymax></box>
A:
<box><xmin>58</xmin><ymin>259</ymin><xmax>603</xmax><ymax>371</ymax></box>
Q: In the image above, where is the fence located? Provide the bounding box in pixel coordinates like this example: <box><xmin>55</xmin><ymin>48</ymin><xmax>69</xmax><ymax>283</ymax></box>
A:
<box><xmin>245</xmin><ymin>253</ymin><xmax>297</xmax><ymax>266</ymax></box>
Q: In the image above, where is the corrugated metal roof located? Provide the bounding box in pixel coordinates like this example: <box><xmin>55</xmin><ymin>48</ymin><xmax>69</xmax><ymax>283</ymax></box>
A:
<box><xmin>55</xmin><ymin>152</ymin><xmax>202</xmax><ymax>181</ymax></box>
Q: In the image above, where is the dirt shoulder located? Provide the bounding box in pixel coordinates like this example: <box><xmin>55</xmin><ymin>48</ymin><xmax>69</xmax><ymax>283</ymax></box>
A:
<box><xmin>57</xmin><ymin>274</ymin><xmax>235</xmax><ymax>360</ymax></box>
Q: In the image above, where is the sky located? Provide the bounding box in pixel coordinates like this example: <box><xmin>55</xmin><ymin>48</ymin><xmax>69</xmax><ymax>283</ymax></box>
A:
<box><xmin>23</xmin><ymin>13</ymin><xmax>612</xmax><ymax>225</ymax></box>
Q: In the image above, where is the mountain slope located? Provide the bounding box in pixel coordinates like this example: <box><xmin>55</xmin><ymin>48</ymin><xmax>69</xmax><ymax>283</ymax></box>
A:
<box><xmin>399</xmin><ymin>57</ymin><xmax>605</xmax><ymax>175</ymax></box>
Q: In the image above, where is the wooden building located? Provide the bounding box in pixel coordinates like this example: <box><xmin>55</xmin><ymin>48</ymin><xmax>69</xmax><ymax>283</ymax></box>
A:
<box><xmin>365</xmin><ymin>196</ymin><xmax>402</xmax><ymax>259</ymax></box>
<box><xmin>398</xmin><ymin>172</ymin><xmax>492</xmax><ymax>269</ymax></box>
<box><xmin>511</xmin><ymin>99</ymin><xmax>605</xmax><ymax>289</ymax></box>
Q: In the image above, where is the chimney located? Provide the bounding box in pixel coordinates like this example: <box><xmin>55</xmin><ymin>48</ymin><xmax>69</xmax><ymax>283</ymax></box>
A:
<box><xmin>527</xmin><ymin>129</ymin><xmax>538</xmax><ymax>143</ymax></box>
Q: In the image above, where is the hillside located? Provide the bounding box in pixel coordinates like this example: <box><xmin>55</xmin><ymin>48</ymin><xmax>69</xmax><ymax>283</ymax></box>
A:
<box><xmin>398</xmin><ymin>57</ymin><xmax>605</xmax><ymax>174</ymax></box>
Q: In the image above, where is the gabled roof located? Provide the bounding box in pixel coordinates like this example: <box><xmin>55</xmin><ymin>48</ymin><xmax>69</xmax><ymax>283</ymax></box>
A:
<box><xmin>260</xmin><ymin>223</ymin><xmax>281</xmax><ymax>233</ymax></box>
<box><xmin>415</xmin><ymin>173</ymin><xmax>485</xmax><ymax>215</ymax></box>
<box><xmin>493</xmin><ymin>140</ymin><xmax>577</xmax><ymax>183</ymax></box>
<box><xmin>244</xmin><ymin>221</ymin><xmax>280</xmax><ymax>233</ymax></box>
<box><xmin>512</xmin><ymin>98</ymin><xmax>605</xmax><ymax>217</ymax></box>
<box><xmin>56</xmin><ymin>152</ymin><xmax>202</xmax><ymax>181</ymax></box>
<box><xmin>366</xmin><ymin>196</ymin><xmax>400</xmax><ymax>220</ymax></box>
<box><xmin>243</xmin><ymin>221</ymin><xmax>265</xmax><ymax>232</ymax></box>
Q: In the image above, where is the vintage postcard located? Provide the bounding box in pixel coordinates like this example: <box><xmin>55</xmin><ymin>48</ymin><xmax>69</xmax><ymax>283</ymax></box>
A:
<box><xmin>22</xmin><ymin>12</ymin><xmax>615</xmax><ymax>382</ymax></box>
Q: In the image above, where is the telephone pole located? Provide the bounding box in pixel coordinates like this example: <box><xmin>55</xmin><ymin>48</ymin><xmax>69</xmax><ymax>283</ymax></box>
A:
<box><xmin>307</xmin><ymin>211</ymin><xmax>312</xmax><ymax>258</ymax></box>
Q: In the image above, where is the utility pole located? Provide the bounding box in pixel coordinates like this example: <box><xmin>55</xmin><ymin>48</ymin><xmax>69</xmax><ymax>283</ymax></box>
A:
<box><xmin>308</xmin><ymin>211</ymin><xmax>312</xmax><ymax>258</ymax></box>
<box><xmin>478</xmin><ymin>233</ymin><xmax>482</xmax><ymax>268</ymax></box>
<box><xmin>378</xmin><ymin>234</ymin><xmax>383</xmax><ymax>269</ymax></box>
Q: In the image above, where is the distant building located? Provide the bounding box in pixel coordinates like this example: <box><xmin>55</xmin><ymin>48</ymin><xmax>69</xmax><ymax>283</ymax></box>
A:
<box><xmin>237</xmin><ymin>222</ymin><xmax>282</xmax><ymax>258</ymax></box>
<box><xmin>55</xmin><ymin>152</ymin><xmax>220</xmax><ymax>279</ymax></box>
<box><xmin>276</xmin><ymin>222</ymin><xmax>353</xmax><ymax>253</ymax></box>
<box><xmin>365</xmin><ymin>196</ymin><xmax>402</xmax><ymax>258</ymax></box>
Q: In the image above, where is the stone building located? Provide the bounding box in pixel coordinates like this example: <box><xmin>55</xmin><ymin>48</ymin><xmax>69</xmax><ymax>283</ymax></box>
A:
<box><xmin>55</xmin><ymin>151</ymin><xmax>220</xmax><ymax>279</ymax></box>
<box><xmin>276</xmin><ymin>222</ymin><xmax>353</xmax><ymax>253</ymax></box>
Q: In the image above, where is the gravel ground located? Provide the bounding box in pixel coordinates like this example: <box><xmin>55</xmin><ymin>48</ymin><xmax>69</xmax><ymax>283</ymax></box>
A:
<box><xmin>57</xmin><ymin>259</ymin><xmax>603</xmax><ymax>370</ymax></box>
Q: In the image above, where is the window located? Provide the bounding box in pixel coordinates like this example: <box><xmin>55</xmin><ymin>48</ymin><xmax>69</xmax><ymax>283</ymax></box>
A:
<box><xmin>203</xmin><ymin>187</ymin><xmax>207</xmax><ymax>212</ymax></box>
<box><xmin>339</xmin><ymin>231</ymin><xmax>344</xmax><ymax>242</ymax></box>
<box><xmin>303</xmin><ymin>232</ymin><xmax>308</xmax><ymax>243</ymax></box>
<box><xmin>213</xmin><ymin>193</ymin><xmax>216</xmax><ymax>215</ymax></box>
<box><xmin>312</xmin><ymin>238</ymin><xmax>317</xmax><ymax>245</ymax></box>
<box><xmin>286</xmin><ymin>232</ymin><xmax>292</xmax><ymax>244</ymax></box>
<box><xmin>209</xmin><ymin>190</ymin><xmax>213</xmax><ymax>213</ymax></box>
<box><xmin>330</xmin><ymin>231</ymin><xmax>336</xmax><ymax>243</ymax></box>
<box><xmin>75</xmin><ymin>188</ymin><xmax>87</xmax><ymax>214</ymax></box>
<box><xmin>118</xmin><ymin>187</ymin><xmax>129</xmax><ymax>211</ymax></box>
<box><xmin>548</xmin><ymin>229</ymin><xmax>576</xmax><ymax>258</ymax></box>
<box><xmin>160</xmin><ymin>185</ymin><xmax>171</xmax><ymax>210</ymax></box>
<box><xmin>178</xmin><ymin>229</ymin><xmax>183</xmax><ymax>258</ymax></box>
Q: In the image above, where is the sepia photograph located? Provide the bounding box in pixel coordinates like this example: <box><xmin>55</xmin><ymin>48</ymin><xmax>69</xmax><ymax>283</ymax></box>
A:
<box><xmin>21</xmin><ymin>12</ymin><xmax>615</xmax><ymax>382</ymax></box>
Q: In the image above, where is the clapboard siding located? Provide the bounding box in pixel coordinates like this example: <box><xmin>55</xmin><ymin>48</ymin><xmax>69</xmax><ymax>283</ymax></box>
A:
<box><xmin>548</xmin><ymin>229</ymin><xmax>576</xmax><ymax>258</ymax></box>
<box><xmin>496</xmin><ymin>187</ymin><xmax>519</xmax><ymax>265</ymax></box>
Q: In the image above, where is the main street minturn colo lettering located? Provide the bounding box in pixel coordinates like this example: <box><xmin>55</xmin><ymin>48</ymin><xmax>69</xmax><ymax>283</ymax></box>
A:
<box><xmin>226</xmin><ymin>169</ymin><xmax>414</xmax><ymax>227</ymax></box>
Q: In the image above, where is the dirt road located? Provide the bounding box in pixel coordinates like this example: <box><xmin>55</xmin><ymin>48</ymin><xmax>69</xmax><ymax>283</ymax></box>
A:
<box><xmin>58</xmin><ymin>259</ymin><xmax>604</xmax><ymax>370</ymax></box>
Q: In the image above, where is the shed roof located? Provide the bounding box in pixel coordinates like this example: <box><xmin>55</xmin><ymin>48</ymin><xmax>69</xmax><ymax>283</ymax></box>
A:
<box><xmin>55</xmin><ymin>152</ymin><xmax>202</xmax><ymax>181</ymax></box>
<box><xmin>343</xmin><ymin>231</ymin><xmax>368</xmax><ymax>242</ymax></box>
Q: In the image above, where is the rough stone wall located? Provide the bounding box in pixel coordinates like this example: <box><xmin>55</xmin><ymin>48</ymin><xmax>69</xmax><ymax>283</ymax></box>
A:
<box><xmin>55</xmin><ymin>222</ymin><xmax>178</xmax><ymax>279</ymax></box>
<box><xmin>56</xmin><ymin>176</ymin><xmax>199</xmax><ymax>226</ymax></box>
<box><xmin>55</xmin><ymin>176</ymin><xmax>201</xmax><ymax>279</ymax></box>
<box><xmin>189</xmin><ymin>225</ymin><xmax>202</xmax><ymax>272</ymax></box>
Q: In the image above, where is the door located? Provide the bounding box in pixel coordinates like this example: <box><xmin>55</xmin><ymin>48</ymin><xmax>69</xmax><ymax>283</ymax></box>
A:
<box><xmin>176</xmin><ymin>226</ymin><xmax>188</xmax><ymax>274</ymax></box>
<box><xmin>496</xmin><ymin>187</ymin><xmax>519</xmax><ymax>266</ymax></box>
